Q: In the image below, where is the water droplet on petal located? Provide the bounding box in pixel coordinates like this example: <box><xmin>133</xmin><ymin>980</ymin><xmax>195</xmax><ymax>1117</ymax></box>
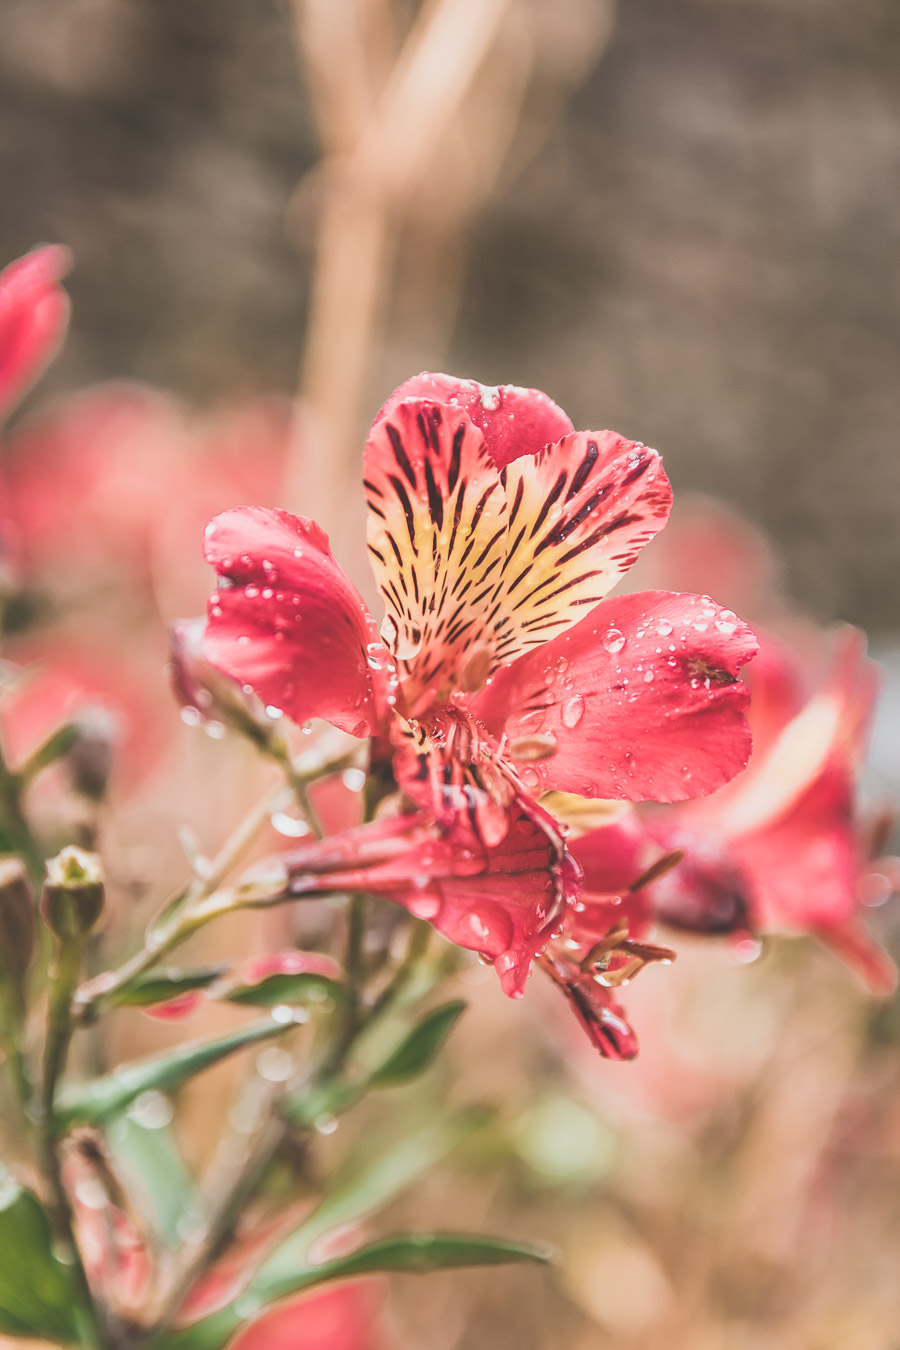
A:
<box><xmin>508</xmin><ymin>733</ymin><xmax>557</xmax><ymax>762</ymax></box>
<box><xmin>409</xmin><ymin>893</ymin><xmax>441</xmax><ymax>920</ymax></box>
<box><xmin>656</xmin><ymin>619</ymin><xmax>673</xmax><ymax>636</ymax></box>
<box><xmin>271</xmin><ymin>811</ymin><xmax>311</xmax><ymax>838</ymax></box>
<box><xmin>75</xmin><ymin>1178</ymin><xmax>108</xmax><ymax>1211</ymax></box>
<box><xmin>180</xmin><ymin>706</ymin><xmax>202</xmax><ymax>727</ymax></box>
<box><xmin>560</xmin><ymin>694</ymin><xmax>585</xmax><ymax>728</ymax></box>
<box><xmin>731</xmin><ymin>936</ymin><xmax>763</xmax><ymax>964</ymax></box>
<box><xmin>602</xmin><ymin>628</ymin><xmax>625</xmax><ymax>654</ymax></box>
<box><xmin>643</xmin><ymin>669</ymin><xmax>654</xmax><ymax>683</ymax></box>
<box><xmin>715</xmin><ymin>609</ymin><xmax>739</xmax><ymax>634</ymax></box>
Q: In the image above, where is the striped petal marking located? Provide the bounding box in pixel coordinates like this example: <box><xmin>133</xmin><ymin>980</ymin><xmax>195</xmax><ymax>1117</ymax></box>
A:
<box><xmin>364</xmin><ymin>399</ymin><xmax>673</xmax><ymax>715</ymax></box>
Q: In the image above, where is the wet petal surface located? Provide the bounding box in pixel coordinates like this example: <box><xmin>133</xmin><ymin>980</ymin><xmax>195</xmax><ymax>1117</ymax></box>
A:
<box><xmin>373</xmin><ymin>371</ymin><xmax>574</xmax><ymax>468</ymax></box>
<box><xmin>474</xmin><ymin>590</ymin><xmax>758</xmax><ymax>802</ymax></box>
<box><xmin>203</xmin><ymin>506</ymin><xmax>387</xmax><ymax>736</ymax></box>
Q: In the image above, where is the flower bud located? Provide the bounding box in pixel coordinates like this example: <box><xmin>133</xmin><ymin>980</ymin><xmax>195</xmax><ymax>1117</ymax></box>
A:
<box><xmin>0</xmin><ymin>856</ymin><xmax>35</xmax><ymax>979</ymax></box>
<box><xmin>41</xmin><ymin>847</ymin><xmax>105</xmax><ymax>941</ymax></box>
<box><xmin>67</xmin><ymin>706</ymin><xmax>120</xmax><ymax>800</ymax></box>
<box><xmin>168</xmin><ymin>618</ymin><xmax>279</xmax><ymax>750</ymax></box>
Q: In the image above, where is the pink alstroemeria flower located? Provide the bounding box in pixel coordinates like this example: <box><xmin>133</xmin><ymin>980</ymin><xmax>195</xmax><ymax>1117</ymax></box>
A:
<box><xmin>201</xmin><ymin>373</ymin><xmax>757</xmax><ymax>1009</ymax></box>
<box><xmin>576</xmin><ymin>628</ymin><xmax>897</xmax><ymax>993</ymax></box>
<box><xmin>0</xmin><ymin>246</ymin><xmax>70</xmax><ymax>422</ymax></box>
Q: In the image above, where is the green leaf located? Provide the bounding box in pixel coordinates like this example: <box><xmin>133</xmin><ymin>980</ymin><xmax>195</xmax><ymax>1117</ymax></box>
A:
<box><xmin>224</xmin><ymin>971</ymin><xmax>345</xmax><ymax>1009</ymax></box>
<box><xmin>262</xmin><ymin>1107</ymin><xmax>489</xmax><ymax>1284</ymax></box>
<box><xmin>154</xmin><ymin>1228</ymin><xmax>545</xmax><ymax>1350</ymax></box>
<box><xmin>107</xmin><ymin>1116</ymin><xmax>198</xmax><ymax>1247</ymax></box>
<box><xmin>257</xmin><ymin>1230</ymin><xmax>550</xmax><ymax>1302</ymax></box>
<box><xmin>281</xmin><ymin>1078</ymin><xmax>364</xmax><ymax>1130</ymax></box>
<box><xmin>370</xmin><ymin>999</ymin><xmax>466</xmax><ymax>1086</ymax></box>
<box><xmin>0</xmin><ymin>1173</ymin><xmax>81</xmax><ymax>1342</ymax></box>
<box><xmin>55</xmin><ymin>1019</ymin><xmax>290</xmax><ymax>1130</ymax></box>
<box><xmin>115</xmin><ymin>965</ymin><xmax>226</xmax><ymax>1009</ymax></box>
<box><xmin>150</xmin><ymin>1110</ymin><xmax>499</xmax><ymax>1350</ymax></box>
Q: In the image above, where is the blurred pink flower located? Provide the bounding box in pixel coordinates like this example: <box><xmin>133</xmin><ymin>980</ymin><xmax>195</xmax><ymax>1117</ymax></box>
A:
<box><xmin>5</xmin><ymin>383</ymin><xmax>291</xmax><ymax>613</ymax></box>
<box><xmin>1</xmin><ymin>638</ymin><xmax>162</xmax><ymax>791</ymax></box>
<box><xmin>576</xmin><ymin>627</ymin><xmax>897</xmax><ymax>993</ymax></box>
<box><xmin>0</xmin><ymin>246</ymin><xmax>70</xmax><ymax>422</ymax></box>
<box><xmin>231</xmin><ymin>1282</ymin><xmax>386</xmax><ymax>1350</ymax></box>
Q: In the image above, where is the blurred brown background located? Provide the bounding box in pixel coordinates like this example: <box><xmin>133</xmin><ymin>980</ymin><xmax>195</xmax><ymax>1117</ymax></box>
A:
<box><xmin>2</xmin><ymin>0</ymin><xmax>899</xmax><ymax>628</ymax></box>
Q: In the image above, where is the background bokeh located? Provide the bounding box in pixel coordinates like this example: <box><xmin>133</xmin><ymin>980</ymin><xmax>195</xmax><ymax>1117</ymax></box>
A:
<box><xmin>3</xmin><ymin>0</ymin><xmax>900</xmax><ymax>626</ymax></box>
<box><xmin>2</xmin><ymin>3</ymin><xmax>900</xmax><ymax>1348</ymax></box>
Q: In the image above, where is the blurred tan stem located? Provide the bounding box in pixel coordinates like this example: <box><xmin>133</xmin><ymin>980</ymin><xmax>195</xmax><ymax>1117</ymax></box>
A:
<box><xmin>285</xmin><ymin>0</ymin><xmax>511</xmax><ymax>551</ymax></box>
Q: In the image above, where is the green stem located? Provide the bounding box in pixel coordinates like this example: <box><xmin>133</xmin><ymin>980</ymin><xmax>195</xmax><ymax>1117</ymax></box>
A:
<box><xmin>0</xmin><ymin>756</ymin><xmax>44</xmax><ymax>884</ymax></box>
<box><xmin>152</xmin><ymin>907</ymin><xmax>434</xmax><ymax>1339</ymax></box>
<box><xmin>0</xmin><ymin>977</ymin><xmax>33</xmax><ymax>1117</ymax></box>
<box><xmin>40</xmin><ymin>938</ymin><xmax>105</xmax><ymax>1349</ymax></box>
<box><xmin>369</xmin><ymin>917</ymin><xmax>432</xmax><ymax>1020</ymax></box>
<box><xmin>73</xmin><ymin>743</ymin><xmax>360</xmax><ymax>1022</ymax></box>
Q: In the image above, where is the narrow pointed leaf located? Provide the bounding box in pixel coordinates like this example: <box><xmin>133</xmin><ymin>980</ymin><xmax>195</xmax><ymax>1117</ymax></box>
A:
<box><xmin>256</xmin><ymin>1230</ymin><xmax>551</xmax><ymax>1303</ymax></box>
<box><xmin>266</xmin><ymin>1106</ymin><xmax>490</xmax><ymax>1277</ymax></box>
<box><xmin>55</xmin><ymin>1019</ymin><xmax>290</xmax><ymax>1130</ymax></box>
<box><xmin>107</xmin><ymin>1116</ymin><xmax>198</xmax><ymax>1247</ymax></box>
<box><xmin>0</xmin><ymin>1174</ymin><xmax>81</xmax><ymax>1342</ymax></box>
<box><xmin>115</xmin><ymin>965</ymin><xmax>227</xmax><ymax>1009</ymax></box>
<box><xmin>153</xmin><ymin>1227</ymin><xmax>542</xmax><ymax>1350</ymax></box>
<box><xmin>370</xmin><ymin>999</ymin><xmax>466</xmax><ymax>1086</ymax></box>
<box><xmin>224</xmin><ymin>971</ymin><xmax>345</xmax><ymax>1009</ymax></box>
<box><xmin>281</xmin><ymin>1078</ymin><xmax>364</xmax><ymax>1130</ymax></box>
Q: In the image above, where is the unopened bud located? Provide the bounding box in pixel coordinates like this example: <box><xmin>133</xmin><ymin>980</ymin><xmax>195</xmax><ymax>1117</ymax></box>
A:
<box><xmin>41</xmin><ymin>847</ymin><xmax>105</xmax><ymax>941</ymax></box>
<box><xmin>67</xmin><ymin>707</ymin><xmax>119</xmax><ymax>800</ymax></box>
<box><xmin>0</xmin><ymin>857</ymin><xmax>35</xmax><ymax>979</ymax></box>
<box><xmin>168</xmin><ymin>618</ymin><xmax>276</xmax><ymax>750</ymax></box>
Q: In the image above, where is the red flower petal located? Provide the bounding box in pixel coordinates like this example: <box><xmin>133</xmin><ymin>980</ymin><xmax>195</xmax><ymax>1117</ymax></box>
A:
<box><xmin>0</xmin><ymin>246</ymin><xmax>70</xmax><ymax>420</ymax></box>
<box><xmin>203</xmin><ymin>507</ymin><xmax>388</xmax><ymax>736</ymax></box>
<box><xmin>568</xmin><ymin>808</ymin><xmax>648</xmax><ymax>895</ymax></box>
<box><xmin>475</xmin><ymin>590</ymin><xmax>758</xmax><ymax>803</ymax></box>
<box><xmin>143</xmin><ymin>991</ymin><xmax>203</xmax><ymax>1021</ymax></box>
<box><xmin>634</xmin><ymin>628</ymin><xmax>896</xmax><ymax>988</ymax></box>
<box><xmin>287</xmin><ymin>804</ymin><xmax>579</xmax><ymax>999</ymax></box>
<box><xmin>373</xmin><ymin>370</ymin><xmax>574</xmax><ymax>468</ymax></box>
<box><xmin>238</xmin><ymin>950</ymin><xmax>342</xmax><ymax>986</ymax></box>
<box><xmin>541</xmin><ymin>954</ymin><xmax>639</xmax><ymax>1061</ymax></box>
